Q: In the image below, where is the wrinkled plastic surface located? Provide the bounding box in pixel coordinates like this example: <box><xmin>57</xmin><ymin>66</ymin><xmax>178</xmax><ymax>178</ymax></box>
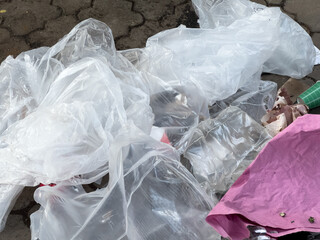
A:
<box><xmin>124</xmin><ymin>7</ymin><xmax>283</xmax><ymax>105</ymax></box>
<box><xmin>150</xmin><ymin>87</ymin><xmax>209</xmax><ymax>150</ymax></box>
<box><xmin>209</xmin><ymin>80</ymin><xmax>277</xmax><ymax>123</ymax></box>
<box><xmin>207</xmin><ymin>114</ymin><xmax>320</xmax><ymax>239</ymax></box>
<box><xmin>0</xmin><ymin>5</ymin><xmax>316</xmax><ymax>235</ymax></box>
<box><xmin>184</xmin><ymin>107</ymin><xmax>271</xmax><ymax>200</ymax></box>
<box><xmin>0</xmin><ymin>185</ymin><xmax>24</xmax><ymax>231</ymax></box>
<box><xmin>191</xmin><ymin>0</ymin><xmax>315</xmax><ymax>78</ymax></box>
<box><xmin>0</xmin><ymin>19</ymin><xmax>153</xmax><ymax>186</ymax></box>
<box><xmin>31</xmin><ymin>126</ymin><xmax>220</xmax><ymax>240</ymax></box>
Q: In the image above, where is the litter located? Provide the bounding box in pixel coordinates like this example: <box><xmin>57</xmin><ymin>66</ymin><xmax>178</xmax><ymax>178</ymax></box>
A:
<box><xmin>31</xmin><ymin>125</ymin><xmax>220</xmax><ymax>240</ymax></box>
<box><xmin>183</xmin><ymin>106</ymin><xmax>271</xmax><ymax>200</ymax></box>
<box><xmin>191</xmin><ymin>0</ymin><xmax>316</xmax><ymax>78</ymax></box>
<box><xmin>206</xmin><ymin>115</ymin><xmax>320</xmax><ymax>239</ymax></box>
<box><xmin>261</xmin><ymin>93</ymin><xmax>309</xmax><ymax>136</ymax></box>
<box><xmin>209</xmin><ymin>80</ymin><xmax>277</xmax><ymax>123</ymax></box>
<box><xmin>0</xmin><ymin>0</ymin><xmax>317</xmax><ymax>238</ymax></box>
<box><xmin>298</xmin><ymin>81</ymin><xmax>320</xmax><ymax>109</ymax></box>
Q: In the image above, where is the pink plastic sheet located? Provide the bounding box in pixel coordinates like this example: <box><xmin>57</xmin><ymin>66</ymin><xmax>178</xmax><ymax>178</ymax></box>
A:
<box><xmin>206</xmin><ymin>114</ymin><xmax>320</xmax><ymax>239</ymax></box>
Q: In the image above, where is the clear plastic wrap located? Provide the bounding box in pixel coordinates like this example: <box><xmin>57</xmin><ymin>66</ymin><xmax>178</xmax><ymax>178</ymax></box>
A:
<box><xmin>191</xmin><ymin>0</ymin><xmax>315</xmax><ymax>78</ymax></box>
<box><xmin>30</xmin><ymin>125</ymin><xmax>220</xmax><ymax>240</ymax></box>
<box><xmin>0</xmin><ymin>19</ymin><xmax>153</xmax><ymax>188</ymax></box>
<box><xmin>183</xmin><ymin>107</ymin><xmax>271</xmax><ymax>199</ymax></box>
<box><xmin>138</xmin><ymin>7</ymin><xmax>282</xmax><ymax>105</ymax></box>
<box><xmin>149</xmin><ymin>86</ymin><xmax>209</xmax><ymax>151</ymax></box>
<box><xmin>209</xmin><ymin>80</ymin><xmax>277</xmax><ymax>123</ymax></box>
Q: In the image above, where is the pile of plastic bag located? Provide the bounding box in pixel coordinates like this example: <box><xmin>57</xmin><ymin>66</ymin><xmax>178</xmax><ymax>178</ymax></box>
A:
<box><xmin>0</xmin><ymin>0</ymin><xmax>316</xmax><ymax>239</ymax></box>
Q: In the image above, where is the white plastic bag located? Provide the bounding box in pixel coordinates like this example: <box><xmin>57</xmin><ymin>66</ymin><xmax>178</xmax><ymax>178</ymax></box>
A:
<box><xmin>192</xmin><ymin>0</ymin><xmax>316</xmax><ymax>78</ymax></box>
<box><xmin>0</xmin><ymin>20</ymin><xmax>154</xmax><ymax>187</ymax></box>
<box><xmin>183</xmin><ymin>107</ymin><xmax>271</xmax><ymax>199</ymax></box>
<box><xmin>131</xmin><ymin>7</ymin><xmax>282</xmax><ymax>105</ymax></box>
<box><xmin>31</xmin><ymin>125</ymin><xmax>220</xmax><ymax>240</ymax></box>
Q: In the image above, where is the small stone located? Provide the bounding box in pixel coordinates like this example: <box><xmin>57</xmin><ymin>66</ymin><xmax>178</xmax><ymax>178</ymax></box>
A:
<box><xmin>309</xmin><ymin>217</ymin><xmax>315</xmax><ymax>223</ymax></box>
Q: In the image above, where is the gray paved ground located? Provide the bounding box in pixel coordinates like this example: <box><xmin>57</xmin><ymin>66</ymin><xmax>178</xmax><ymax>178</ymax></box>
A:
<box><xmin>0</xmin><ymin>0</ymin><xmax>319</xmax><ymax>239</ymax></box>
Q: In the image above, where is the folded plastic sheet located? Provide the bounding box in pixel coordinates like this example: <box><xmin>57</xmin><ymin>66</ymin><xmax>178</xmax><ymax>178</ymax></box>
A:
<box><xmin>209</xmin><ymin>80</ymin><xmax>277</xmax><ymax>123</ymax></box>
<box><xmin>30</xmin><ymin>125</ymin><xmax>220</xmax><ymax>240</ymax></box>
<box><xmin>123</xmin><ymin>7</ymin><xmax>284</xmax><ymax>105</ymax></box>
<box><xmin>0</xmin><ymin>19</ymin><xmax>153</xmax><ymax>187</ymax></box>
<box><xmin>191</xmin><ymin>0</ymin><xmax>315</xmax><ymax>78</ymax></box>
<box><xmin>207</xmin><ymin>114</ymin><xmax>320</xmax><ymax>239</ymax></box>
<box><xmin>183</xmin><ymin>107</ymin><xmax>271</xmax><ymax>200</ymax></box>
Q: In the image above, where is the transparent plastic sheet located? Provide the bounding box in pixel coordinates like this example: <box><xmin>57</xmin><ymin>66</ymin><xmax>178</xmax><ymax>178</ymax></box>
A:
<box><xmin>149</xmin><ymin>86</ymin><xmax>209</xmax><ymax>151</ymax></box>
<box><xmin>129</xmin><ymin>7</ymin><xmax>283</xmax><ymax>106</ymax></box>
<box><xmin>0</xmin><ymin>19</ymin><xmax>154</xmax><ymax>187</ymax></box>
<box><xmin>209</xmin><ymin>80</ymin><xmax>277</xmax><ymax>123</ymax></box>
<box><xmin>30</xmin><ymin>125</ymin><xmax>220</xmax><ymax>240</ymax></box>
<box><xmin>191</xmin><ymin>0</ymin><xmax>315</xmax><ymax>78</ymax></box>
<box><xmin>0</xmin><ymin>19</ymin><xmax>151</xmax><ymax>137</ymax></box>
<box><xmin>183</xmin><ymin>107</ymin><xmax>271</xmax><ymax>200</ymax></box>
<box><xmin>0</xmin><ymin>184</ymin><xmax>24</xmax><ymax>231</ymax></box>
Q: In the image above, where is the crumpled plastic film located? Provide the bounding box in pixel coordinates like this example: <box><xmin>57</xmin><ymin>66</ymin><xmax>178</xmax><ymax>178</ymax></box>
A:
<box><xmin>209</xmin><ymin>80</ymin><xmax>277</xmax><ymax>123</ymax></box>
<box><xmin>0</xmin><ymin>19</ymin><xmax>154</xmax><ymax>186</ymax></box>
<box><xmin>183</xmin><ymin>107</ymin><xmax>271</xmax><ymax>200</ymax></box>
<box><xmin>138</xmin><ymin>7</ymin><xmax>282</xmax><ymax>105</ymax></box>
<box><xmin>149</xmin><ymin>86</ymin><xmax>209</xmax><ymax>151</ymax></box>
<box><xmin>30</xmin><ymin>125</ymin><xmax>220</xmax><ymax>240</ymax></box>
<box><xmin>191</xmin><ymin>0</ymin><xmax>315</xmax><ymax>78</ymax></box>
<box><xmin>0</xmin><ymin>6</ymin><xmax>315</xmax><ymax>236</ymax></box>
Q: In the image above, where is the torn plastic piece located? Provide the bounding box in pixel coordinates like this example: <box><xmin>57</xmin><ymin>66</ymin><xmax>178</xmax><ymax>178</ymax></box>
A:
<box><xmin>207</xmin><ymin>114</ymin><xmax>320</xmax><ymax>239</ymax></box>
<box><xmin>183</xmin><ymin>106</ymin><xmax>271</xmax><ymax>200</ymax></box>
<box><xmin>31</xmin><ymin>125</ymin><xmax>220</xmax><ymax>240</ymax></box>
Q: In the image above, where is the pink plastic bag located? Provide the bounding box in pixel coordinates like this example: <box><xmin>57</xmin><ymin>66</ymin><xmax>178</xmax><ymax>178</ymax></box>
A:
<box><xmin>207</xmin><ymin>114</ymin><xmax>320</xmax><ymax>239</ymax></box>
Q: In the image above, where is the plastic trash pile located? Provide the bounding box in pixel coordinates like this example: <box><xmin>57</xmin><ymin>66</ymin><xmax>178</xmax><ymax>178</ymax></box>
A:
<box><xmin>0</xmin><ymin>0</ymin><xmax>317</xmax><ymax>239</ymax></box>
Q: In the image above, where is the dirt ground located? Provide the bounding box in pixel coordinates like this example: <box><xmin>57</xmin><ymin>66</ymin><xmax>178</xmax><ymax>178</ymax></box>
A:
<box><xmin>0</xmin><ymin>0</ymin><xmax>319</xmax><ymax>239</ymax></box>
